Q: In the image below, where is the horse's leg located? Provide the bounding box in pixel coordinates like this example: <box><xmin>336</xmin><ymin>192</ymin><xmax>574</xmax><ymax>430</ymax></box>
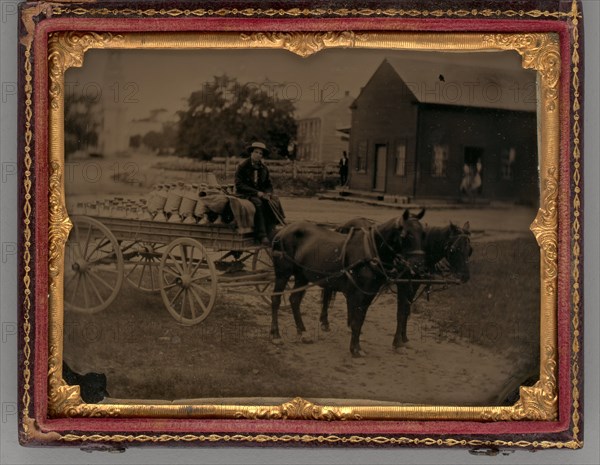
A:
<box><xmin>289</xmin><ymin>275</ymin><xmax>311</xmax><ymax>343</ymax></box>
<box><xmin>271</xmin><ymin>273</ymin><xmax>291</xmax><ymax>345</ymax></box>
<box><xmin>346</xmin><ymin>293</ymin><xmax>374</xmax><ymax>357</ymax></box>
<box><xmin>393</xmin><ymin>283</ymin><xmax>414</xmax><ymax>350</ymax></box>
<box><xmin>319</xmin><ymin>287</ymin><xmax>334</xmax><ymax>332</ymax></box>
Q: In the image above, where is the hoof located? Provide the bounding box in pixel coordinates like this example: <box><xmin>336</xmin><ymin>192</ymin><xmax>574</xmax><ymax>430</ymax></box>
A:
<box><xmin>394</xmin><ymin>341</ymin><xmax>412</xmax><ymax>351</ymax></box>
<box><xmin>271</xmin><ymin>337</ymin><xmax>284</xmax><ymax>346</ymax></box>
<box><xmin>351</xmin><ymin>349</ymin><xmax>367</xmax><ymax>358</ymax></box>
<box><xmin>320</xmin><ymin>323</ymin><xmax>330</xmax><ymax>332</ymax></box>
<box><xmin>300</xmin><ymin>335</ymin><xmax>313</xmax><ymax>344</ymax></box>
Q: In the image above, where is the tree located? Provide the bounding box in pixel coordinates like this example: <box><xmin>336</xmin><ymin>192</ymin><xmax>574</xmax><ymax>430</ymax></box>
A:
<box><xmin>176</xmin><ymin>75</ymin><xmax>297</xmax><ymax>159</ymax></box>
<box><xmin>142</xmin><ymin>122</ymin><xmax>178</xmax><ymax>152</ymax></box>
<box><xmin>64</xmin><ymin>93</ymin><xmax>101</xmax><ymax>157</ymax></box>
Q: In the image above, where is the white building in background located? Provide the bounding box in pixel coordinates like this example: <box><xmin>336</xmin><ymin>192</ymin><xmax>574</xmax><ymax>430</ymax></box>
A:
<box><xmin>97</xmin><ymin>50</ymin><xmax>130</xmax><ymax>156</ymax></box>
<box><xmin>296</xmin><ymin>91</ymin><xmax>353</xmax><ymax>163</ymax></box>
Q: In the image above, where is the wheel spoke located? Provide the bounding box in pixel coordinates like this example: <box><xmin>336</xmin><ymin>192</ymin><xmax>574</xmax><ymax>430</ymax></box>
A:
<box><xmin>167</xmin><ymin>252</ymin><xmax>185</xmax><ymax>276</ymax></box>
<box><xmin>190</xmin><ymin>282</ymin><xmax>212</xmax><ymax>298</ymax></box>
<box><xmin>64</xmin><ymin>271</ymin><xmax>78</xmax><ymax>288</ymax></box>
<box><xmin>179</xmin><ymin>288</ymin><xmax>187</xmax><ymax>318</ymax></box>
<box><xmin>81</xmin><ymin>273</ymin><xmax>91</xmax><ymax>309</ymax></box>
<box><xmin>87</xmin><ymin>268</ymin><xmax>114</xmax><ymax>292</ymax></box>
<box><xmin>188</xmin><ymin>290</ymin><xmax>196</xmax><ymax>320</ymax></box>
<box><xmin>190</xmin><ymin>271</ymin><xmax>213</xmax><ymax>283</ymax></box>
<box><xmin>124</xmin><ymin>260</ymin><xmax>142</xmax><ymax>279</ymax></box>
<box><xmin>162</xmin><ymin>265</ymin><xmax>181</xmax><ymax>278</ymax></box>
<box><xmin>136</xmin><ymin>262</ymin><xmax>148</xmax><ymax>288</ymax></box>
<box><xmin>179</xmin><ymin>244</ymin><xmax>190</xmax><ymax>272</ymax></box>
<box><xmin>70</xmin><ymin>273</ymin><xmax>82</xmax><ymax>303</ymax></box>
<box><xmin>83</xmin><ymin>224</ymin><xmax>92</xmax><ymax>258</ymax></box>
<box><xmin>189</xmin><ymin>285</ymin><xmax>208</xmax><ymax>316</ymax></box>
<box><xmin>163</xmin><ymin>282</ymin><xmax>178</xmax><ymax>291</ymax></box>
<box><xmin>149</xmin><ymin>258</ymin><xmax>157</xmax><ymax>290</ymax></box>
<box><xmin>256</xmin><ymin>282</ymin><xmax>270</xmax><ymax>294</ymax></box>
<box><xmin>85</xmin><ymin>272</ymin><xmax>104</xmax><ymax>305</ymax></box>
<box><xmin>169</xmin><ymin>287</ymin><xmax>184</xmax><ymax>307</ymax></box>
<box><xmin>190</xmin><ymin>254</ymin><xmax>205</xmax><ymax>277</ymax></box>
<box><xmin>72</xmin><ymin>223</ymin><xmax>83</xmax><ymax>257</ymax></box>
<box><xmin>85</xmin><ymin>237</ymin><xmax>111</xmax><ymax>261</ymax></box>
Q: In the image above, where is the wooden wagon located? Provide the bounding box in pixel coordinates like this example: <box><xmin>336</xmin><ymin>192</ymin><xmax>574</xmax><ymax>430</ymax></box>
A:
<box><xmin>64</xmin><ymin>215</ymin><xmax>278</xmax><ymax>325</ymax></box>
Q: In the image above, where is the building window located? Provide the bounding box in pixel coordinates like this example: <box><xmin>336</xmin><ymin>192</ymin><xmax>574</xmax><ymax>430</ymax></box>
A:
<box><xmin>395</xmin><ymin>143</ymin><xmax>406</xmax><ymax>176</ymax></box>
<box><xmin>501</xmin><ymin>148</ymin><xmax>516</xmax><ymax>180</ymax></box>
<box><xmin>356</xmin><ymin>141</ymin><xmax>367</xmax><ymax>173</ymax></box>
<box><xmin>431</xmin><ymin>144</ymin><xmax>448</xmax><ymax>177</ymax></box>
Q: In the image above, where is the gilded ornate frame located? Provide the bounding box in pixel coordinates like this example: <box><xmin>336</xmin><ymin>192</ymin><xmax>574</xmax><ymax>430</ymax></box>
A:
<box><xmin>18</xmin><ymin>0</ymin><xmax>583</xmax><ymax>449</ymax></box>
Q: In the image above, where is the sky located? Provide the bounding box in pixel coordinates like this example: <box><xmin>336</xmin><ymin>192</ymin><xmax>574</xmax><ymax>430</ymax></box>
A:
<box><xmin>65</xmin><ymin>47</ymin><xmax>534</xmax><ymax>124</ymax></box>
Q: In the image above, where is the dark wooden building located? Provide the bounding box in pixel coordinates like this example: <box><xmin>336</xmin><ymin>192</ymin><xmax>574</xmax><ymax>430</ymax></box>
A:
<box><xmin>348</xmin><ymin>54</ymin><xmax>538</xmax><ymax>204</ymax></box>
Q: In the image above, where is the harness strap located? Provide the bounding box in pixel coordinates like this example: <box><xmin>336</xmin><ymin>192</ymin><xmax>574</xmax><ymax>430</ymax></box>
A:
<box><xmin>339</xmin><ymin>227</ymin><xmax>355</xmax><ymax>268</ymax></box>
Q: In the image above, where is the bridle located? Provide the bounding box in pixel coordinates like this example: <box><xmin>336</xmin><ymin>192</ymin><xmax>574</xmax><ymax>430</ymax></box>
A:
<box><xmin>366</xmin><ymin>222</ymin><xmax>426</xmax><ymax>280</ymax></box>
<box><xmin>444</xmin><ymin>232</ymin><xmax>471</xmax><ymax>264</ymax></box>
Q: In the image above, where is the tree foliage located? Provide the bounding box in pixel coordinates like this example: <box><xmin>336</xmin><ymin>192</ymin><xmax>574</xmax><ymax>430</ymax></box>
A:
<box><xmin>143</xmin><ymin>122</ymin><xmax>178</xmax><ymax>152</ymax></box>
<box><xmin>64</xmin><ymin>93</ymin><xmax>101</xmax><ymax>157</ymax></box>
<box><xmin>176</xmin><ymin>75</ymin><xmax>297</xmax><ymax>159</ymax></box>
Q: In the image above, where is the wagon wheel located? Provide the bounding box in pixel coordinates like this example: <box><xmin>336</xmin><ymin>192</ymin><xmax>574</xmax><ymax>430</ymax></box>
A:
<box><xmin>64</xmin><ymin>216</ymin><xmax>124</xmax><ymax>314</ymax></box>
<box><xmin>122</xmin><ymin>241</ymin><xmax>165</xmax><ymax>293</ymax></box>
<box><xmin>159</xmin><ymin>238</ymin><xmax>217</xmax><ymax>325</ymax></box>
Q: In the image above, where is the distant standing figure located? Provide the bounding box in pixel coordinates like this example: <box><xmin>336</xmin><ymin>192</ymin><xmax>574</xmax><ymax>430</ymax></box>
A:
<box><xmin>339</xmin><ymin>151</ymin><xmax>349</xmax><ymax>186</ymax></box>
<box><xmin>235</xmin><ymin>141</ymin><xmax>285</xmax><ymax>246</ymax></box>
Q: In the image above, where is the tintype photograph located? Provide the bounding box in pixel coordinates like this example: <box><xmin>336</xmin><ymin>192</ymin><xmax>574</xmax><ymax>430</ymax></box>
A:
<box><xmin>18</xmin><ymin>0</ymin><xmax>585</xmax><ymax>451</ymax></box>
<box><xmin>61</xmin><ymin>46</ymin><xmax>541</xmax><ymax>407</ymax></box>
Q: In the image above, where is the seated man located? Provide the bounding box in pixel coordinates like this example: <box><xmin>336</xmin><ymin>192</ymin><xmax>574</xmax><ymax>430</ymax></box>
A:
<box><xmin>234</xmin><ymin>141</ymin><xmax>284</xmax><ymax>245</ymax></box>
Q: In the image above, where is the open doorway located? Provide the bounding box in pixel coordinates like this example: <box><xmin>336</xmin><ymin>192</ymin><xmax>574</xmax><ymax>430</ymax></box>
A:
<box><xmin>462</xmin><ymin>146</ymin><xmax>484</xmax><ymax>195</ymax></box>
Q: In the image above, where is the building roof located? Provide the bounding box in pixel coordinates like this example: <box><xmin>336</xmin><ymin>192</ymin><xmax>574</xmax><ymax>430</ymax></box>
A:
<box><xmin>297</xmin><ymin>93</ymin><xmax>355</xmax><ymax>121</ymax></box>
<box><xmin>377</xmin><ymin>52</ymin><xmax>537</xmax><ymax>112</ymax></box>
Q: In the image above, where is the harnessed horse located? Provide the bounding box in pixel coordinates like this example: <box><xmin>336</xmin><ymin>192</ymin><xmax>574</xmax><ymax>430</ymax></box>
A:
<box><xmin>320</xmin><ymin>217</ymin><xmax>472</xmax><ymax>350</ymax></box>
<box><xmin>270</xmin><ymin>210</ymin><xmax>426</xmax><ymax>357</ymax></box>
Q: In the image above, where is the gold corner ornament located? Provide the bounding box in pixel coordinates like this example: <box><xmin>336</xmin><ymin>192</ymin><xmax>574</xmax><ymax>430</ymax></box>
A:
<box><xmin>483</xmin><ymin>33</ymin><xmax>560</xmax><ymax>111</ymax></box>
<box><xmin>48</xmin><ymin>32</ymin><xmax>124</xmax><ymax>109</ymax></box>
<box><xmin>233</xmin><ymin>397</ymin><xmax>362</xmax><ymax>421</ymax></box>
<box><xmin>483</xmin><ymin>345</ymin><xmax>558</xmax><ymax>421</ymax></box>
<box><xmin>240</xmin><ymin>31</ymin><xmax>369</xmax><ymax>57</ymax></box>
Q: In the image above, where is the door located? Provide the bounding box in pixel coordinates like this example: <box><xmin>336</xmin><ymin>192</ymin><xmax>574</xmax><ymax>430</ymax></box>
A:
<box><xmin>373</xmin><ymin>144</ymin><xmax>387</xmax><ymax>192</ymax></box>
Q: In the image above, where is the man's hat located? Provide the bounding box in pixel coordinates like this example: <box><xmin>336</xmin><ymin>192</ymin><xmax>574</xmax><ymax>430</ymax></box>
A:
<box><xmin>246</xmin><ymin>141</ymin><xmax>270</xmax><ymax>156</ymax></box>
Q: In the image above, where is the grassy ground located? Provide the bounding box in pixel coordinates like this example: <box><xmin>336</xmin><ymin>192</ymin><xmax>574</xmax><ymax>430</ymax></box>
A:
<box><xmin>414</xmin><ymin>237</ymin><xmax>540</xmax><ymax>375</ymax></box>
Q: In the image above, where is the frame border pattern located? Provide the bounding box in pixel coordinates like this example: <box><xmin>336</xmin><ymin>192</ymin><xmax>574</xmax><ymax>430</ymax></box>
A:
<box><xmin>51</xmin><ymin>5</ymin><xmax>574</xmax><ymax>20</ymax></box>
<box><xmin>569</xmin><ymin>0</ymin><xmax>582</xmax><ymax>446</ymax></box>
<box><xmin>18</xmin><ymin>0</ymin><xmax>583</xmax><ymax>449</ymax></box>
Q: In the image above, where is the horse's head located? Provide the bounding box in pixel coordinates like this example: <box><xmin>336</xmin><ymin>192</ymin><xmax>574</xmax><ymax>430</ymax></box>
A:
<box><xmin>446</xmin><ymin>221</ymin><xmax>472</xmax><ymax>283</ymax></box>
<box><xmin>380</xmin><ymin>209</ymin><xmax>426</xmax><ymax>274</ymax></box>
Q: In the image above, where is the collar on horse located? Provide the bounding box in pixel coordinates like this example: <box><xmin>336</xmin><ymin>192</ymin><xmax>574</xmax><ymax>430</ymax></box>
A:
<box><xmin>338</xmin><ymin>225</ymin><xmax>421</xmax><ymax>294</ymax></box>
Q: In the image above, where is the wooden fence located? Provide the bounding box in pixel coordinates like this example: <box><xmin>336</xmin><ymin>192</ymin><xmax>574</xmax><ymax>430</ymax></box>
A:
<box><xmin>153</xmin><ymin>157</ymin><xmax>339</xmax><ymax>182</ymax></box>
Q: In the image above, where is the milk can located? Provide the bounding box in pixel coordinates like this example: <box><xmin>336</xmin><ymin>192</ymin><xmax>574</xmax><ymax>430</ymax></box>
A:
<box><xmin>165</xmin><ymin>182</ymin><xmax>184</xmax><ymax>222</ymax></box>
<box><xmin>180</xmin><ymin>184</ymin><xmax>199</xmax><ymax>224</ymax></box>
<box><xmin>152</xmin><ymin>185</ymin><xmax>169</xmax><ymax>221</ymax></box>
